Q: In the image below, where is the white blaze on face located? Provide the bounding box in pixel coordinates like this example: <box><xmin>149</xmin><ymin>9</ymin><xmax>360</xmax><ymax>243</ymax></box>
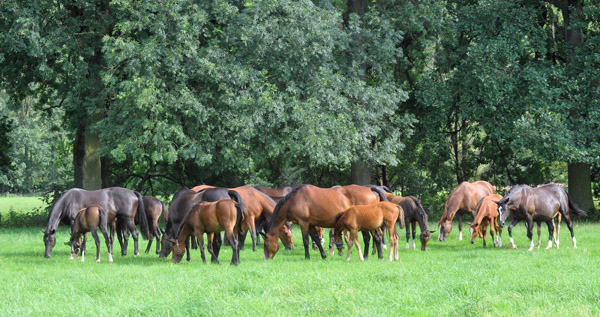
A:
<box><xmin>498</xmin><ymin>206</ymin><xmax>503</xmax><ymax>221</ymax></box>
<box><xmin>469</xmin><ymin>227</ymin><xmax>474</xmax><ymax>236</ymax></box>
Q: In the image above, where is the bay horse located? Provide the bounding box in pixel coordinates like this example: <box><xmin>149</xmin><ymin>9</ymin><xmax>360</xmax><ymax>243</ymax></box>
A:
<box><xmin>69</xmin><ymin>205</ymin><xmax>113</xmax><ymax>263</ymax></box>
<box><xmin>42</xmin><ymin>187</ymin><xmax>150</xmax><ymax>258</ymax></box>
<box><xmin>142</xmin><ymin>196</ymin><xmax>168</xmax><ymax>254</ymax></box>
<box><xmin>159</xmin><ymin>187</ymin><xmax>246</xmax><ymax>260</ymax></box>
<box><xmin>333</xmin><ymin>201</ymin><xmax>404</xmax><ymax>262</ymax></box>
<box><xmin>261</xmin><ymin>184</ymin><xmax>387</xmax><ymax>260</ymax></box>
<box><xmin>468</xmin><ymin>194</ymin><xmax>503</xmax><ymax>248</ymax></box>
<box><xmin>191</xmin><ymin>185</ymin><xmax>294</xmax><ymax>251</ymax></box>
<box><xmin>170</xmin><ymin>199</ymin><xmax>245</xmax><ymax>265</ymax></box>
<box><xmin>495</xmin><ymin>184</ymin><xmax>586</xmax><ymax>251</ymax></box>
<box><xmin>385</xmin><ymin>193</ymin><xmax>434</xmax><ymax>251</ymax></box>
<box><xmin>438</xmin><ymin>181</ymin><xmax>496</xmax><ymax>242</ymax></box>
<box><xmin>253</xmin><ymin>185</ymin><xmax>297</xmax><ymax>202</ymax></box>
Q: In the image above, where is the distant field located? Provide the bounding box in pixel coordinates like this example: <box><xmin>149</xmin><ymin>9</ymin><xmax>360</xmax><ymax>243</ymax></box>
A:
<box><xmin>1</xmin><ymin>220</ymin><xmax>599</xmax><ymax>315</ymax></box>
<box><xmin>0</xmin><ymin>195</ymin><xmax>45</xmax><ymax>213</ymax></box>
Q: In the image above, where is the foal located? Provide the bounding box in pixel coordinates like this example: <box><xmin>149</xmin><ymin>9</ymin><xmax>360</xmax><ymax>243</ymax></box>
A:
<box><xmin>171</xmin><ymin>199</ymin><xmax>245</xmax><ymax>266</ymax></box>
<box><xmin>333</xmin><ymin>201</ymin><xmax>404</xmax><ymax>262</ymax></box>
<box><xmin>70</xmin><ymin>205</ymin><xmax>113</xmax><ymax>263</ymax></box>
<box><xmin>468</xmin><ymin>194</ymin><xmax>503</xmax><ymax>248</ymax></box>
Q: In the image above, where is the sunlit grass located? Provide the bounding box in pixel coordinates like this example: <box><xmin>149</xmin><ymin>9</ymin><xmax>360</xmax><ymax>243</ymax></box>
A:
<box><xmin>1</xmin><ymin>220</ymin><xmax>599</xmax><ymax>315</ymax></box>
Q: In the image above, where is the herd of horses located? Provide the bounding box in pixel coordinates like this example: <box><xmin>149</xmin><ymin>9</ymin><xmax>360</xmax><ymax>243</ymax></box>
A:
<box><xmin>41</xmin><ymin>180</ymin><xmax>587</xmax><ymax>265</ymax></box>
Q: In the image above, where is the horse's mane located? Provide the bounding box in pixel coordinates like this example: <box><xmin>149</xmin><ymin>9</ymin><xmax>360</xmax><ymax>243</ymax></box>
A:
<box><xmin>501</xmin><ymin>184</ymin><xmax>530</xmax><ymax>203</ymax></box>
<box><xmin>267</xmin><ymin>184</ymin><xmax>308</xmax><ymax>232</ymax></box>
<box><xmin>408</xmin><ymin>196</ymin><xmax>428</xmax><ymax>222</ymax></box>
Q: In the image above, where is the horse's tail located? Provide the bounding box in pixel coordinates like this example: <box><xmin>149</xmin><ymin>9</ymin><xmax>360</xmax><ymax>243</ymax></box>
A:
<box><xmin>227</xmin><ymin>190</ymin><xmax>248</xmax><ymax>220</ymax></box>
<box><xmin>396</xmin><ymin>204</ymin><xmax>406</xmax><ymax>229</ymax></box>
<box><xmin>565</xmin><ymin>190</ymin><xmax>588</xmax><ymax>217</ymax></box>
<box><xmin>161</xmin><ymin>201</ymin><xmax>169</xmax><ymax>222</ymax></box>
<box><xmin>234</xmin><ymin>201</ymin><xmax>245</xmax><ymax>235</ymax></box>
<box><xmin>134</xmin><ymin>191</ymin><xmax>151</xmax><ymax>240</ymax></box>
<box><xmin>369</xmin><ymin>186</ymin><xmax>388</xmax><ymax>202</ymax></box>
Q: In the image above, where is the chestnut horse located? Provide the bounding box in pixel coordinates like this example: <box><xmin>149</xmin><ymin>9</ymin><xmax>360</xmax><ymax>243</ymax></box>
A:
<box><xmin>191</xmin><ymin>185</ymin><xmax>294</xmax><ymax>251</ymax></box>
<box><xmin>437</xmin><ymin>181</ymin><xmax>496</xmax><ymax>242</ymax></box>
<box><xmin>159</xmin><ymin>187</ymin><xmax>246</xmax><ymax>260</ymax></box>
<box><xmin>385</xmin><ymin>193</ymin><xmax>434</xmax><ymax>251</ymax></box>
<box><xmin>142</xmin><ymin>196</ymin><xmax>168</xmax><ymax>254</ymax></box>
<box><xmin>262</xmin><ymin>184</ymin><xmax>387</xmax><ymax>260</ymax></box>
<box><xmin>468</xmin><ymin>194</ymin><xmax>503</xmax><ymax>248</ymax></box>
<box><xmin>495</xmin><ymin>184</ymin><xmax>586</xmax><ymax>251</ymax></box>
<box><xmin>333</xmin><ymin>201</ymin><xmax>404</xmax><ymax>262</ymax></box>
<box><xmin>42</xmin><ymin>187</ymin><xmax>150</xmax><ymax>258</ymax></box>
<box><xmin>70</xmin><ymin>205</ymin><xmax>113</xmax><ymax>263</ymax></box>
<box><xmin>171</xmin><ymin>199</ymin><xmax>245</xmax><ymax>265</ymax></box>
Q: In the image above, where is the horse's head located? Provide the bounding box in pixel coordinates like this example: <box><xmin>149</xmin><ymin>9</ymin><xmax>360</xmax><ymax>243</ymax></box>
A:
<box><xmin>280</xmin><ymin>222</ymin><xmax>294</xmax><ymax>250</ymax></box>
<box><xmin>69</xmin><ymin>234</ymin><xmax>82</xmax><ymax>259</ymax></box>
<box><xmin>468</xmin><ymin>222</ymin><xmax>479</xmax><ymax>244</ymax></box>
<box><xmin>437</xmin><ymin>220</ymin><xmax>452</xmax><ymax>242</ymax></box>
<box><xmin>41</xmin><ymin>228</ymin><xmax>57</xmax><ymax>258</ymax></box>
<box><xmin>420</xmin><ymin>229</ymin><xmax>434</xmax><ymax>251</ymax></box>
<box><xmin>159</xmin><ymin>234</ymin><xmax>173</xmax><ymax>259</ymax></box>
<box><xmin>493</xmin><ymin>198</ymin><xmax>511</xmax><ymax>228</ymax></box>
<box><xmin>261</xmin><ymin>232</ymin><xmax>279</xmax><ymax>259</ymax></box>
<box><xmin>169</xmin><ymin>238</ymin><xmax>185</xmax><ymax>264</ymax></box>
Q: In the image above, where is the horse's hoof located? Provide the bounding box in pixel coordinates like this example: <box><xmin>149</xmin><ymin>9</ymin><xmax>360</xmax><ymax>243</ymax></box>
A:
<box><xmin>96</xmin><ymin>260</ymin><xmax>100</xmax><ymax>264</ymax></box>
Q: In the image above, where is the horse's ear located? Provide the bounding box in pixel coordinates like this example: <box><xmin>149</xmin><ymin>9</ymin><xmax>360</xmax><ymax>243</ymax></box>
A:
<box><xmin>466</xmin><ymin>222</ymin><xmax>472</xmax><ymax>226</ymax></box>
<box><xmin>40</xmin><ymin>228</ymin><xmax>46</xmax><ymax>234</ymax></box>
<box><xmin>492</xmin><ymin>200</ymin><xmax>501</xmax><ymax>205</ymax></box>
<box><xmin>168</xmin><ymin>238</ymin><xmax>177</xmax><ymax>244</ymax></box>
<box><xmin>429</xmin><ymin>230</ymin><xmax>436</xmax><ymax>234</ymax></box>
<box><xmin>259</xmin><ymin>232</ymin><xmax>267</xmax><ymax>239</ymax></box>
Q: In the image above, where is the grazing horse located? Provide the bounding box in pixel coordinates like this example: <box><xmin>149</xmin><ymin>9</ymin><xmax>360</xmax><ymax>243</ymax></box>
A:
<box><xmin>495</xmin><ymin>184</ymin><xmax>586</xmax><ymax>251</ymax></box>
<box><xmin>159</xmin><ymin>187</ymin><xmax>246</xmax><ymax>260</ymax></box>
<box><xmin>385</xmin><ymin>193</ymin><xmax>434</xmax><ymax>251</ymax></box>
<box><xmin>438</xmin><ymin>181</ymin><xmax>496</xmax><ymax>242</ymax></box>
<box><xmin>70</xmin><ymin>205</ymin><xmax>113</xmax><ymax>263</ymax></box>
<box><xmin>468</xmin><ymin>194</ymin><xmax>503</xmax><ymax>248</ymax></box>
<box><xmin>333</xmin><ymin>201</ymin><xmax>404</xmax><ymax>262</ymax></box>
<box><xmin>191</xmin><ymin>185</ymin><xmax>294</xmax><ymax>251</ymax></box>
<box><xmin>142</xmin><ymin>196</ymin><xmax>168</xmax><ymax>254</ymax></box>
<box><xmin>261</xmin><ymin>184</ymin><xmax>387</xmax><ymax>260</ymax></box>
<box><xmin>170</xmin><ymin>199</ymin><xmax>245</xmax><ymax>265</ymax></box>
<box><xmin>42</xmin><ymin>187</ymin><xmax>150</xmax><ymax>258</ymax></box>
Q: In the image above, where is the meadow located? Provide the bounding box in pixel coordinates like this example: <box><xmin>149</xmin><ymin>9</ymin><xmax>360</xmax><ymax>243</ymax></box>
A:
<box><xmin>1</xmin><ymin>198</ymin><xmax>599</xmax><ymax>316</ymax></box>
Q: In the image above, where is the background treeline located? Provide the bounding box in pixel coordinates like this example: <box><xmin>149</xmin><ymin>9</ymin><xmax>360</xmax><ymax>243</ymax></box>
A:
<box><xmin>0</xmin><ymin>0</ymin><xmax>598</xmax><ymax>218</ymax></box>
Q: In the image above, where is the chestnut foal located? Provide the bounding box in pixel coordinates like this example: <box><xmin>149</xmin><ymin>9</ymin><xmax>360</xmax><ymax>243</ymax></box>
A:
<box><xmin>70</xmin><ymin>205</ymin><xmax>113</xmax><ymax>263</ymax></box>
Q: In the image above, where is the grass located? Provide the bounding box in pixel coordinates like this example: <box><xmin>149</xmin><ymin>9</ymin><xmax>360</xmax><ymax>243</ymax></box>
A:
<box><xmin>1</xmin><ymin>220</ymin><xmax>599</xmax><ymax>316</ymax></box>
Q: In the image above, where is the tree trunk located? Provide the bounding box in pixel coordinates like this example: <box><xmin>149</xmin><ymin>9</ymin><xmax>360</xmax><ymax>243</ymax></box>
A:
<box><xmin>73</xmin><ymin>124</ymin><xmax>85</xmax><ymax>189</ymax></box>
<box><xmin>83</xmin><ymin>127</ymin><xmax>102</xmax><ymax>190</ymax></box>
<box><xmin>351</xmin><ymin>161</ymin><xmax>372</xmax><ymax>185</ymax></box>
<box><xmin>568</xmin><ymin>163</ymin><xmax>595</xmax><ymax>213</ymax></box>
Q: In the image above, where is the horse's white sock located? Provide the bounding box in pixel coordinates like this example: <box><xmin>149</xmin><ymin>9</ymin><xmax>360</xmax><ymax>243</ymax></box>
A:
<box><xmin>459</xmin><ymin>232</ymin><xmax>463</xmax><ymax>241</ymax></box>
<box><xmin>545</xmin><ymin>240</ymin><xmax>552</xmax><ymax>250</ymax></box>
<box><xmin>572</xmin><ymin>236</ymin><xmax>577</xmax><ymax>249</ymax></box>
<box><xmin>81</xmin><ymin>251</ymin><xmax>85</xmax><ymax>262</ymax></box>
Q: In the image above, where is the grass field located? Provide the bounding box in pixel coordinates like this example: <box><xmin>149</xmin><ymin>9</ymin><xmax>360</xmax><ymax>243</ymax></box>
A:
<box><xmin>1</xmin><ymin>218</ymin><xmax>599</xmax><ymax>316</ymax></box>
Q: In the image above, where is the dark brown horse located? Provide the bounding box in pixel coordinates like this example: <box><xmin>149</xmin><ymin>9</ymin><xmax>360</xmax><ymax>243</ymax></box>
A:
<box><xmin>385</xmin><ymin>193</ymin><xmax>434</xmax><ymax>251</ymax></box>
<box><xmin>42</xmin><ymin>187</ymin><xmax>150</xmax><ymax>258</ymax></box>
<box><xmin>261</xmin><ymin>184</ymin><xmax>387</xmax><ymax>260</ymax></box>
<box><xmin>159</xmin><ymin>187</ymin><xmax>246</xmax><ymax>260</ymax></box>
<box><xmin>333</xmin><ymin>201</ymin><xmax>404</xmax><ymax>261</ymax></box>
<box><xmin>142</xmin><ymin>196</ymin><xmax>168</xmax><ymax>254</ymax></box>
<box><xmin>170</xmin><ymin>199</ymin><xmax>245</xmax><ymax>265</ymax></box>
<box><xmin>495</xmin><ymin>184</ymin><xmax>586</xmax><ymax>251</ymax></box>
<box><xmin>191</xmin><ymin>185</ymin><xmax>294</xmax><ymax>251</ymax></box>
<box><xmin>437</xmin><ymin>181</ymin><xmax>496</xmax><ymax>242</ymax></box>
<box><xmin>69</xmin><ymin>205</ymin><xmax>113</xmax><ymax>263</ymax></box>
<box><xmin>468</xmin><ymin>194</ymin><xmax>503</xmax><ymax>248</ymax></box>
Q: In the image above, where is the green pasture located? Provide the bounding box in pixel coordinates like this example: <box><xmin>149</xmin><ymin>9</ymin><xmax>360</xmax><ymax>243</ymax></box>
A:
<box><xmin>1</xmin><ymin>217</ymin><xmax>599</xmax><ymax>316</ymax></box>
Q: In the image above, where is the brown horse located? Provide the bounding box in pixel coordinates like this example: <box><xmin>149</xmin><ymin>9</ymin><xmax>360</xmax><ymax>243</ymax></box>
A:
<box><xmin>170</xmin><ymin>199</ymin><xmax>245</xmax><ymax>265</ymax></box>
<box><xmin>70</xmin><ymin>205</ymin><xmax>113</xmax><ymax>263</ymax></box>
<box><xmin>333</xmin><ymin>201</ymin><xmax>404</xmax><ymax>262</ymax></box>
<box><xmin>191</xmin><ymin>185</ymin><xmax>294</xmax><ymax>251</ymax></box>
<box><xmin>254</xmin><ymin>185</ymin><xmax>297</xmax><ymax>202</ymax></box>
<box><xmin>385</xmin><ymin>193</ymin><xmax>434</xmax><ymax>251</ymax></box>
<box><xmin>261</xmin><ymin>184</ymin><xmax>387</xmax><ymax>260</ymax></box>
<box><xmin>468</xmin><ymin>194</ymin><xmax>503</xmax><ymax>248</ymax></box>
<box><xmin>438</xmin><ymin>181</ymin><xmax>496</xmax><ymax>242</ymax></box>
<box><xmin>495</xmin><ymin>184</ymin><xmax>586</xmax><ymax>251</ymax></box>
<box><xmin>142</xmin><ymin>196</ymin><xmax>168</xmax><ymax>254</ymax></box>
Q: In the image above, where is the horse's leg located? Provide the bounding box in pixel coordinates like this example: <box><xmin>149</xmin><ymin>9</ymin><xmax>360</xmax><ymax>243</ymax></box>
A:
<box><xmin>508</xmin><ymin>218</ymin><xmax>518</xmax><ymax>249</ymax></box>
<box><xmin>126</xmin><ymin>218</ymin><xmax>140</xmax><ymax>257</ymax></box>
<box><xmin>308</xmin><ymin>225</ymin><xmax>327</xmax><ymax>259</ymax></box>
<box><xmin>411</xmin><ymin>221</ymin><xmax>417</xmax><ymax>250</ymax></box>
<box><xmin>301</xmin><ymin>230</ymin><xmax>311</xmax><ymax>260</ymax></box>
<box><xmin>373</xmin><ymin>229</ymin><xmax>383</xmax><ymax>259</ymax></box>
<box><xmin>545</xmin><ymin>219</ymin><xmax>554</xmax><ymax>250</ymax></box>
<box><xmin>457</xmin><ymin>214</ymin><xmax>463</xmax><ymax>241</ymax></box>
<box><xmin>481</xmin><ymin>219</ymin><xmax>488</xmax><ymax>248</ymax></box>
<box><xmin>185</xmin><ymin>237</ymin><xmax>191</xmax><ymax>262</ymax></box>
<box><xmin>101</xmin><ymin>227</ymin><xmax>113</xmax><ymax>264</ymax></box>
<box><xmin>197</xmin><ymin>233</ymin><xmax>206</xmax><ymax>263</ymax></box>
<box><xmin>536</xmin><ymin>221</ymin><xmax>542</xmax><ymax>249</ymax></box>
<box><xmin>145</xmin><ymin>232</ymin><xmax>154</xmax><ymax>254</ymax></box>
<box><xmin>155</xmin><ymin>227</ymin><xmax>161</xmax><ymax>254</ymax></box>
<box><xmin>380</xmin><ymin>225</ymin><xmax>387</xmax><ymax>250</ymax></box>
<box><xmin>488</xmin><ymin>219</ymin><xmax>496</xmax><ymax>248</ymax></box>
<box><xmin>212</xmin><ymin>232</ymin><xmax>222</xmax><ymax>259</ymax></box>
<box><xmin>81</xmin><ymin>233</ymin><xmax>88</xmax><ymax>262</ymax></box>
<box><xmin>563</xmin><ymin>212</ymin><xmax>577</xmax><ymax>248</ymax></box>
<box><xmin>387</xmin><ymin>227</ymin><xmax>395</xmax><ymax>261</ymax></box>
<box><xmin>226</xmin><ymin>229</ymin><xmax>239</xmax><ymax>266</ymax></box>
<box><xmin>329</xmin><ymin>229</ymin><xmax>336</xmax><ymax>256</ymax></box>
<box><xmin>117</xmin><ymin>221</ymin><xmax>127</xmax><ymax>256</ymax></box>
<box><xmin>362</xmin><ymin>231</ymin><xmax>371</xmax><ymax>260</ymax></box>
<box><xmin>248</xmin><ymin>216</ymin><xmax>257</xmax><ymax>252</ymax></box>
<box><xmin>525</xmin><ymin>216</ymin><xmax>534</xmax><ymax>251</ymax></box>
<box><xmin>354</xmin><ymin>231</ymin><xmax>364</xmax><ymax>262</ymax></box>
<box><xmin>554</xmin><ymin>215</ymin><xmax>561</xmax><ymax>248</ymax></box>
<box><xmin>90</xmin><ymin>230</ymin><xmax>101</xmax><ymax>263</ymax></box>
